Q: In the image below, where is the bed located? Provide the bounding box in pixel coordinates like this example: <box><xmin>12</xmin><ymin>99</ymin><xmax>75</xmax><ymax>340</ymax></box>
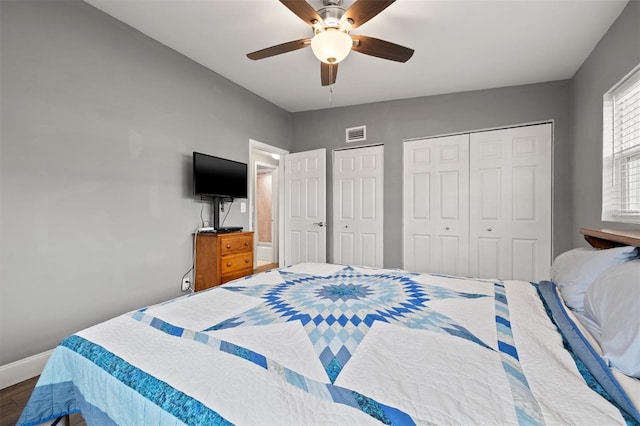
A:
<box><xmin>19</xmin><ymin>229</ymin><xmax>640</xmax><ymax>425</ymax></box>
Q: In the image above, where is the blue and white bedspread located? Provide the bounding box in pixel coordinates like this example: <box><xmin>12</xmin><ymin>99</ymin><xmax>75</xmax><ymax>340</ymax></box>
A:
<box><xmin>19</xmin><ymin>263</ymin><xmax>626</xmax><ymax>425</ymax></box>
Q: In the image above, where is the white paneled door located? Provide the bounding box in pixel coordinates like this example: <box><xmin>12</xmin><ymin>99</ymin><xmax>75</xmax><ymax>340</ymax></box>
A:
<box><xmin>403</xmin><ymin>123</ymin><xmax>552</xmax><ymax>282</ymax></box>
<box><xmin>284</xmin><ymin>149</ymin><xmax>327</xmax><ymax>265</ymax></box>
<box><xmin>403</xmin><ymin>134</ymin><xmax>470</xmax><ymax>276</ymax></box>
<box><xmin>333</xmin><ymin>145</ymin><xmax>384</xmax><ymax>267</ymax></box>
<box><xmin>469</xmin><ymin>123</ymin><xmax>552</xmax><ymax>282</ymax></box>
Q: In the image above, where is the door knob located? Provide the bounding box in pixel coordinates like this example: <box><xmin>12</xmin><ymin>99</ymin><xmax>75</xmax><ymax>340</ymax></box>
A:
<box><xmin>487</xmin><ymin>228</ymin><xmax>492</xmax><ymax>232</ymax></box>
<box><xmin>313</xmin><ymin>222</ymin><xmax>326</xmax><ymax>227</ymax></box>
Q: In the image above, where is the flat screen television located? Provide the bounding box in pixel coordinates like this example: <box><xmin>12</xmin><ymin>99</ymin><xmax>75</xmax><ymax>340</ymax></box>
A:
<box><xmin>193</xmin><ymin>152</ymin><xmax>248</xmax><ymax>199</ymax></box>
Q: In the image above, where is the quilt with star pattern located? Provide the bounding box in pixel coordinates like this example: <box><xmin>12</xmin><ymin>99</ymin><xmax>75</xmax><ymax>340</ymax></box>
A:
<box><xmin>19</xmin><ymin>263</ymin><xmax>626</xmax><ymax>425</ymax></box>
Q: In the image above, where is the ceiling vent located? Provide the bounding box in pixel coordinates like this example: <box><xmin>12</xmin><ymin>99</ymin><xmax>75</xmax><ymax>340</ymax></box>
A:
<box><xmin>346</xmin><ymin>125</ymin><xmax>366</xmax><ymax>143</ymax></box>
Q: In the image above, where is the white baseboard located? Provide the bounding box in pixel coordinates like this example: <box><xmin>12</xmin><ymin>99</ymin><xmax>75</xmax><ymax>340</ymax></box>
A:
<box><xmin>0</xmin><ymin>349</ymin><xmax>53</xmax><ymax>389</ymax></box>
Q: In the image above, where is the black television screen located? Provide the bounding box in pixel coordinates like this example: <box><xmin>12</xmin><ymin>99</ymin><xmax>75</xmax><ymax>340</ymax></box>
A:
<box><xmin>193</xmin><ymin>152</ymin><xmax>248</xmax><ymax>198</ymax></box>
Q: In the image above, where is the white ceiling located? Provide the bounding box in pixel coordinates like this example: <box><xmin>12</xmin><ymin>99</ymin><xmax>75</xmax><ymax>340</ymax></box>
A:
<box><xmin>84</xmin><ymin>0</ymin><xmax>628</xmax><ymax>112</ymax></box>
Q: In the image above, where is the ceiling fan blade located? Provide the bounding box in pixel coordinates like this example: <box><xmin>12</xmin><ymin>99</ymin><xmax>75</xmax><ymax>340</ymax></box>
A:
<box><xmin>280</xmin><ymin>0</ymin><xmax>324</xmax><ymax>27</ymax></box>
<box><xmin>247</xmin><ymin>38</ymin><xmax>311</xmax><ymax>60</ymax></box>
<box><xmin>321</xmin><ymin>62</ymin><xmax>338</xmax><ymax>86</ymax></box>
<box><xmin>351</xmin><ymin>35</ymin><xmax>414</xmax><ymax>62</ymax></box>
<box><xmin>342</xmin><ymin>0</ymin><xmax>396</xmax><ymax>29</ymax></box>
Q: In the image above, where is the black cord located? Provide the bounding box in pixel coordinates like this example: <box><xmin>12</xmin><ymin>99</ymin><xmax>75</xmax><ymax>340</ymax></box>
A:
<box><xmin>220</xmin><ymin>199</ymin><xmax>233</xmax><ymax>227</ymax></box>
<box><xmin>181</xmin><ymin>264</ymin><xmax>194</xmax><ymax>292</ymax></box>
<box><xmin>182</xmin><ymin>265</ymin><xmax>193</xmax><ymax>280</ymax></box>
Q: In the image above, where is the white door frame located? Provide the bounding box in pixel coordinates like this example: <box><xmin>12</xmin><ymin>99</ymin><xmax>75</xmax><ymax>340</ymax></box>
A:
<box><xmin>249</xmin><ymin>139</ymin><xmax>288</xmax><ymax>267</ymax></box>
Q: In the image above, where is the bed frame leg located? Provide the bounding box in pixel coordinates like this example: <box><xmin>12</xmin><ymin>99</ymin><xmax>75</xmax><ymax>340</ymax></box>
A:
<box><xmin>51</xmin><ymin>414</ymin><xmax>70</xmax><ymax>426</ymax></box>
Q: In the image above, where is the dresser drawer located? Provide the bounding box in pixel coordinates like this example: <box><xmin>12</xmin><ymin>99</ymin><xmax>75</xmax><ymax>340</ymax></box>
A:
<box><xmin>219</xmin><ymin>234</ymin><xmax>253</xmax><ymax>255</ymax></box>
<box><xmin>221</xmin><ymin>251</ymin><xmax>253</xmax><ymax>275</ymax></box>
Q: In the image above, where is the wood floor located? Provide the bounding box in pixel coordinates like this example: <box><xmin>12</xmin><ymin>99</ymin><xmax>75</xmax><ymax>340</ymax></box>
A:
<box><xmin>0</xmin><ymin>376</ymin><xmax>38</xmax><ymax>426</ymax></box>
<box><xmin>254</xmin><ymin>262</ymin><xmax>279</xmax><ymax>273</ymax></box>
<box><xmin>0</xmin><ymin>264</ymin><xmax>280</xmax><ymax>425</ymax></box>
<box><xmin>0</xmin><ymin>376</ymin><xmax>85</xmax><ymax>426</ymax></box>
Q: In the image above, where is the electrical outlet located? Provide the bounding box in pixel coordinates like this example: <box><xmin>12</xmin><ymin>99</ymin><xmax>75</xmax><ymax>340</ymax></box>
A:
<box><xmin>240</xmin><ymin>202</ymin><xmax>246</xmax><ymax>213</ymax></box>
<box><xmin>181</xmin><ymin>277</ymin><xmax>191</xmax><ymax>292</ymax></box>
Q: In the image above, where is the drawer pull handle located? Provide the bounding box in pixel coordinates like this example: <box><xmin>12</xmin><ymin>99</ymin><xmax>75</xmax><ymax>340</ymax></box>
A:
<box><xmin>226</xmin><ymin>262</ymin><xmax>232</xmax><ymax>267</ymax></box>
<box><xmin>245</xmin><ymin>259</ymin><xmax>250</xmax><ymax>263</ymax></box>
<box><xmin>226</xmin><ymin>244</ymin><xmax>231</xmax><ymax>249</ymax></box>
<box><xmin>244</xmin><ymin>242</ymin><xmax>249</xmax><ymax>246</ymax></box>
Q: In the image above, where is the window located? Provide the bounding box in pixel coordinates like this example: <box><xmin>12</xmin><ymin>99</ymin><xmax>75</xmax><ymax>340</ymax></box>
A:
<box><xmin>602</xmin><ymin>64</ymin><xmax>640</xmax><ymax>224</ymax></box>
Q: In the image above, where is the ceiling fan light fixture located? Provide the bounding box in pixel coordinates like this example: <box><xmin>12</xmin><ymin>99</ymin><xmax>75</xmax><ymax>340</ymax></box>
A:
<box><xmin>310</xmin><ymin>28</ymin><xmax>352</xmax><ymax>64</ymax></box>
<box><xmin>246</xmin><ymin>0</ymin><xmax>414</xmax><ymax>86</ymax></box>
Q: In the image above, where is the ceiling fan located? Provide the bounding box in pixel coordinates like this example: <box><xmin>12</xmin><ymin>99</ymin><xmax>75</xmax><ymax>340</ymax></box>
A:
<box><xmin>247</xmin><ymin>0</ymin><xmax>414</xmax><ymax>86</ymax></box>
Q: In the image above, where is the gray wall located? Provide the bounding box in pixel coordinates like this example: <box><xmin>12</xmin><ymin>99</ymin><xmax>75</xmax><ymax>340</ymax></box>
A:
<box><xmin>0</xmin><ymin>0</ymin><xmax>290</xmax><ymax>365</ymax></box>
<box><xmin>292</xmin><ymin>81</ymin><xmax>572</xmax><ymax>268</ymax></box>
<box><xmin>1</xmin><ymin>0</ymin><xmax>636</xmax><ymax>367</ymax></box>
<box><xmin>570</xmin><ymin>0</ymin><xmax>640</xmax><ymax>247</ymax></box>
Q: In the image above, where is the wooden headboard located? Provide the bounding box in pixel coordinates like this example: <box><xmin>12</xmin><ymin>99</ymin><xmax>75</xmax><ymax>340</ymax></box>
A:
<box><xmin>580</xmin><ymin>228</ymin><xmax>640</xmax><ymax>249</ymax></box>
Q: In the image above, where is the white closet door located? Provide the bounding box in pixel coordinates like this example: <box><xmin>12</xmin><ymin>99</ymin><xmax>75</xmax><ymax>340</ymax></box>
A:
<box><xmin>333</xmin><ymin>145</ymin><xmax>384</xmax><ymax>267</ymax></box>
<box><xmin>403</xmin><ymin>135</ymin><xmax>470</xmax><ymax>275</ymax></box>
<box><xmin>469</xmin><ymin>123</ymin><xmax>552</xmax><ymax>282</ymax></box>
<box><xmin>284</xmin><ymin>149</ymin><xmax>327</xmax><ymax>265</ymax></box>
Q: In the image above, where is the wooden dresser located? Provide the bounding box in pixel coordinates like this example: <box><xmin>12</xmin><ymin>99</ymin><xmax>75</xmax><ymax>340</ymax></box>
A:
<box><xmin>194</xmin><ymin>231</ymin><xmax>254</xmax><ymax>292</ymax></box>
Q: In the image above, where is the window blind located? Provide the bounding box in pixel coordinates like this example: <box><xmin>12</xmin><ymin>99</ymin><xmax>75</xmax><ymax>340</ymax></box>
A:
<box><xmin>602</xmin><ymin>65</ymin><xmax>640</xmax><ymax>223</ymax></box>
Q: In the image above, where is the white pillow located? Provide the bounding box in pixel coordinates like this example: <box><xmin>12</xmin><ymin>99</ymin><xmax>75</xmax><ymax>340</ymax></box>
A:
<box><xmin>583</xmin><ymin>260</ymin><xmax>640</xmax><ymax>378</ymax></box>
<box><xmin>550</xmin><ymin>246</ymin><xmax>637</xmax><ymax>311</ymax></box>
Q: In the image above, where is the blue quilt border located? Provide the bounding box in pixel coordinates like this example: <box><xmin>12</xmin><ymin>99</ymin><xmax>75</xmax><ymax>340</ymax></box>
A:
<box><xmin>537</xmin><ymin>281</ymin><xmax>640</xmax><ymax>425</ymax></box>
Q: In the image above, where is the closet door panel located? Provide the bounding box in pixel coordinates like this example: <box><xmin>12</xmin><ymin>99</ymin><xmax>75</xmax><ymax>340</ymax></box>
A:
<box><xmin>412</xmin><ymin>173</ymin><xmax>430</xmax><ymax>218</ymax></box>
<box><xmin>439</xmin><ymin>235</ymin><xmax>461</xmax><ymax>276</ymax></box>
<box><xmin>513</xmin><ymin>166</ymin><xmax>536</xmax><ymax>220</ymax></box>
<box><xmin>334</xmin><ymin>153</ymin><xmax>357</xmax><ymax>265</ymax></box>
<box><xmin>470</xmin><ymin>123</ymin><xmax>552</xmax><ymax>282</ymax></box>
<box><xmin>360</xmin><ymin>233</ymin><xmax>377</xmax><ymax>267</ymax></box>
<box><xmin>440</xmin><ymin>171</ymin><xmax>461</xmax><ymax>219</ymax></box>
<box><xmin>479</xmin><ymin>168</ymin><xmax>501</xmax><ymax>220</ymax></box>
<box><xmin>512</xmin><ymin>238</ymin><xmax>536</xmax><ymax>280</ymax></box>
<box><xmin>477</xmin><ymin>237</ymin><xmax>501</xmax><ymax>278</ymax></box>
<box><xmin>355</xmin><ymin>147</ymin><xmax>384</xmax><ymax>267</ymax></box>
<box><xmin>333</xmin><ymin>145</ymin><xmax>384</xmax><ymax>267</ymax></box>
<box><xmin>338</xmin><ymin>232</ymin><xmax>355</xmax><ymax>265</ymax></box>
<box><xmin>404</xmin><ymin>135</ymin><xmax>469</xmax><ymax>275</ymax></box>
<box><xmin>360</xmin><ymin>177</ymin><xmax>377</xmax><ymax>220</ymax></box>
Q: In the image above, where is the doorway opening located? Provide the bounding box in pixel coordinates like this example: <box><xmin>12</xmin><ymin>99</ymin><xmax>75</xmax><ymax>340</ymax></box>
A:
<box><xmin>256</xmin><ymin>163</ymin><xmax>277</xmax><ymax>266</ymax></box>
<box><xmin>249</xmin><ymin>140</ymin><xmax>288</xmax><ymax>269</ymax></box>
